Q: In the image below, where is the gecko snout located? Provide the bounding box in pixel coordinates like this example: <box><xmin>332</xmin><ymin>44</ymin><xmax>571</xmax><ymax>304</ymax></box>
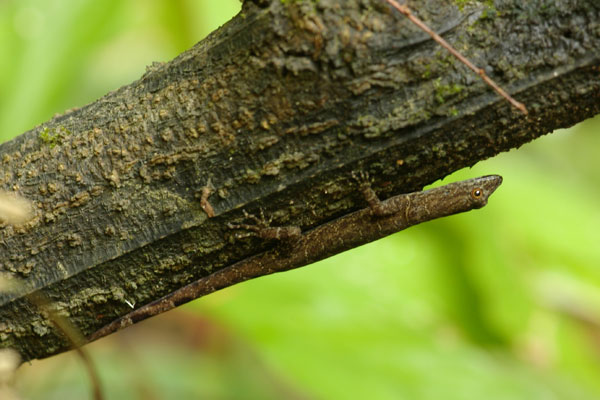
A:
<box><xmin>469</xmin><ymin>175</ymin><xmax>503</xmax><ymax>207</ymax></box>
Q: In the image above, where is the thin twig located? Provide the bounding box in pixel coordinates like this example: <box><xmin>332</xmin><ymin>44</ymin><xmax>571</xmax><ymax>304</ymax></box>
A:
<box><xmin>385</xmin><ymin>0</ymin><xmax>528</xmax><ymax>115</ymax></box>
<box><xmin>25</xmin><ymin>290</ymin><xmax>104</xmax><ymax>400</ymax></box>
<box><xmin>1</xmin><ymin>200</ymin><xmax>103</xmax><ymax>399</ymax></box>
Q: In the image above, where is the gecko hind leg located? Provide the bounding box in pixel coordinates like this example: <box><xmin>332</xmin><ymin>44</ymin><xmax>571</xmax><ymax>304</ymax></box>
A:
<box><xmin>227</xmin><ymin>208</ymin><xmax>302</xmax><ymax>243</ymax></box>
<box><xmin>227</xmin><ymin>209</ymin><xmax>270</xmax><ymax>239</ymax></box>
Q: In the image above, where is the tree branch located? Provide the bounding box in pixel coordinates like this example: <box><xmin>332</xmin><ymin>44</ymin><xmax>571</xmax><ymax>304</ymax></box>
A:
<box><xmin>0</xmin><ymin>0</ymin><xmax>599</xmax><ymax>361</ymax></box>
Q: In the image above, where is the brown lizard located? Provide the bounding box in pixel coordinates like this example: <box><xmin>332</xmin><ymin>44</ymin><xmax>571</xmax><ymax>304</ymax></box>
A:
<box><xmin>89</xmin><ymin>174</ymin><xmax>502</xmax><ymax>342</ymax></box>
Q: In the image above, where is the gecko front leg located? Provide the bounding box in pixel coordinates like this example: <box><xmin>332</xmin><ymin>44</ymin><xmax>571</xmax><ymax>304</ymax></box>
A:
<box><xmin>352</xmin><ymin>171</ymin><xmax>407</xmax><ymax>217</ymax></box>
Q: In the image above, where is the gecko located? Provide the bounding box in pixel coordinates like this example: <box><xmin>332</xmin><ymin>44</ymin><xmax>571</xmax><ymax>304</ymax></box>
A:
<box><xmin>89</xmin><ymin>174</ymin><xmax>502</xmax><ymax>342</ymax></box>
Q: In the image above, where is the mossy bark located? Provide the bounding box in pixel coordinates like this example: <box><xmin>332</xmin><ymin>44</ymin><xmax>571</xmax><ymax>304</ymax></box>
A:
<box><xmin>0</xmin><ymin>0</ymin><xmax>599</xmax><ymax>360</ymax></box>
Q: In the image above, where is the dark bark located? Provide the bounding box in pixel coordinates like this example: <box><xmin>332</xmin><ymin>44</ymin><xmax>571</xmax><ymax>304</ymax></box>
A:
<box><xmin>0</xmin><ymin>0</ymin><xmax>598</xmax><ymax>361</ymax></box>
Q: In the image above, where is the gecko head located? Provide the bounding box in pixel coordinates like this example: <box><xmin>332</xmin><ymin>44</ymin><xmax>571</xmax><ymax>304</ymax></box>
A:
<box><xmin>467</xmin><ymin>175</ymin><xmax>503</xmax><ymax>208</ymax></box>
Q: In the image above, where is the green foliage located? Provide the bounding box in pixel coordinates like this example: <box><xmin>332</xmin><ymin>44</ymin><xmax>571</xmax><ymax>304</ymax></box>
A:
<box><xmin>2</xmin><ymin>1</ymin><xmax>600</xmax><ymax>399</ymax></box>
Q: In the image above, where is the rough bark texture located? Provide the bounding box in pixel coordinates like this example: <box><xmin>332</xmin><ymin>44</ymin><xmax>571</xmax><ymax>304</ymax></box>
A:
<box><xmin>0</xmin><ymin>0</ymin><xmax>599</xmax><ymax>361</ymax></box>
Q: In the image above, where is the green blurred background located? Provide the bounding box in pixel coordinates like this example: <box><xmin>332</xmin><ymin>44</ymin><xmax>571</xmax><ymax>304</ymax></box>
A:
<box><xmin>1</xmin><ymin>1</ymin><xmax>599</xmax><ymax>399</ymax></box>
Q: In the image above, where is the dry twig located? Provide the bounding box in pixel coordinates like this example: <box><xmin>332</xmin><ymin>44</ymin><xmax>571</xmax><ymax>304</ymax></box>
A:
<box><xmin>385</xmin><ymin>0</ymin><xmax>528</xmax><ymax>114</ymax></box>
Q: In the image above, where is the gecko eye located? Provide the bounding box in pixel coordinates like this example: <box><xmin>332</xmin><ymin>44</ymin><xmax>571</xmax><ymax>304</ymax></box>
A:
<box><xmin>471</xmin><ymin>188</ymin><xmax>483</xmax><ymax>199</ymax></box>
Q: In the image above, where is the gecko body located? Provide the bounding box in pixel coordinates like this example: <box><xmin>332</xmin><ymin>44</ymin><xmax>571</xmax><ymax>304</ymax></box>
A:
<box><xmin>89</xmin><ymin>174</ymin><xmax>502</xmax><ymax>341</ymax></box>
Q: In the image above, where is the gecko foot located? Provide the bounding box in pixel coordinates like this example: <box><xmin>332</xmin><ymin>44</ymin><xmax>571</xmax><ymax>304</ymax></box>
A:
<box><xmin>351</xmin><ymin>171</ymin><xmax>390</xmax><ymax>217</ymax></box>
<box><xmin>351</xmin><ymin>170</ymin><xmax>371</xmax><ymax>189</ymax></box>
<box><xmin>227</xmin><ymin>209</ymin><xmax>302</xmax><ymax>243</ymax></box>
<box><xmin>227</xmin><ymin>209</ymin><xmax>270</xmax><ymax>238</ymax></box>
